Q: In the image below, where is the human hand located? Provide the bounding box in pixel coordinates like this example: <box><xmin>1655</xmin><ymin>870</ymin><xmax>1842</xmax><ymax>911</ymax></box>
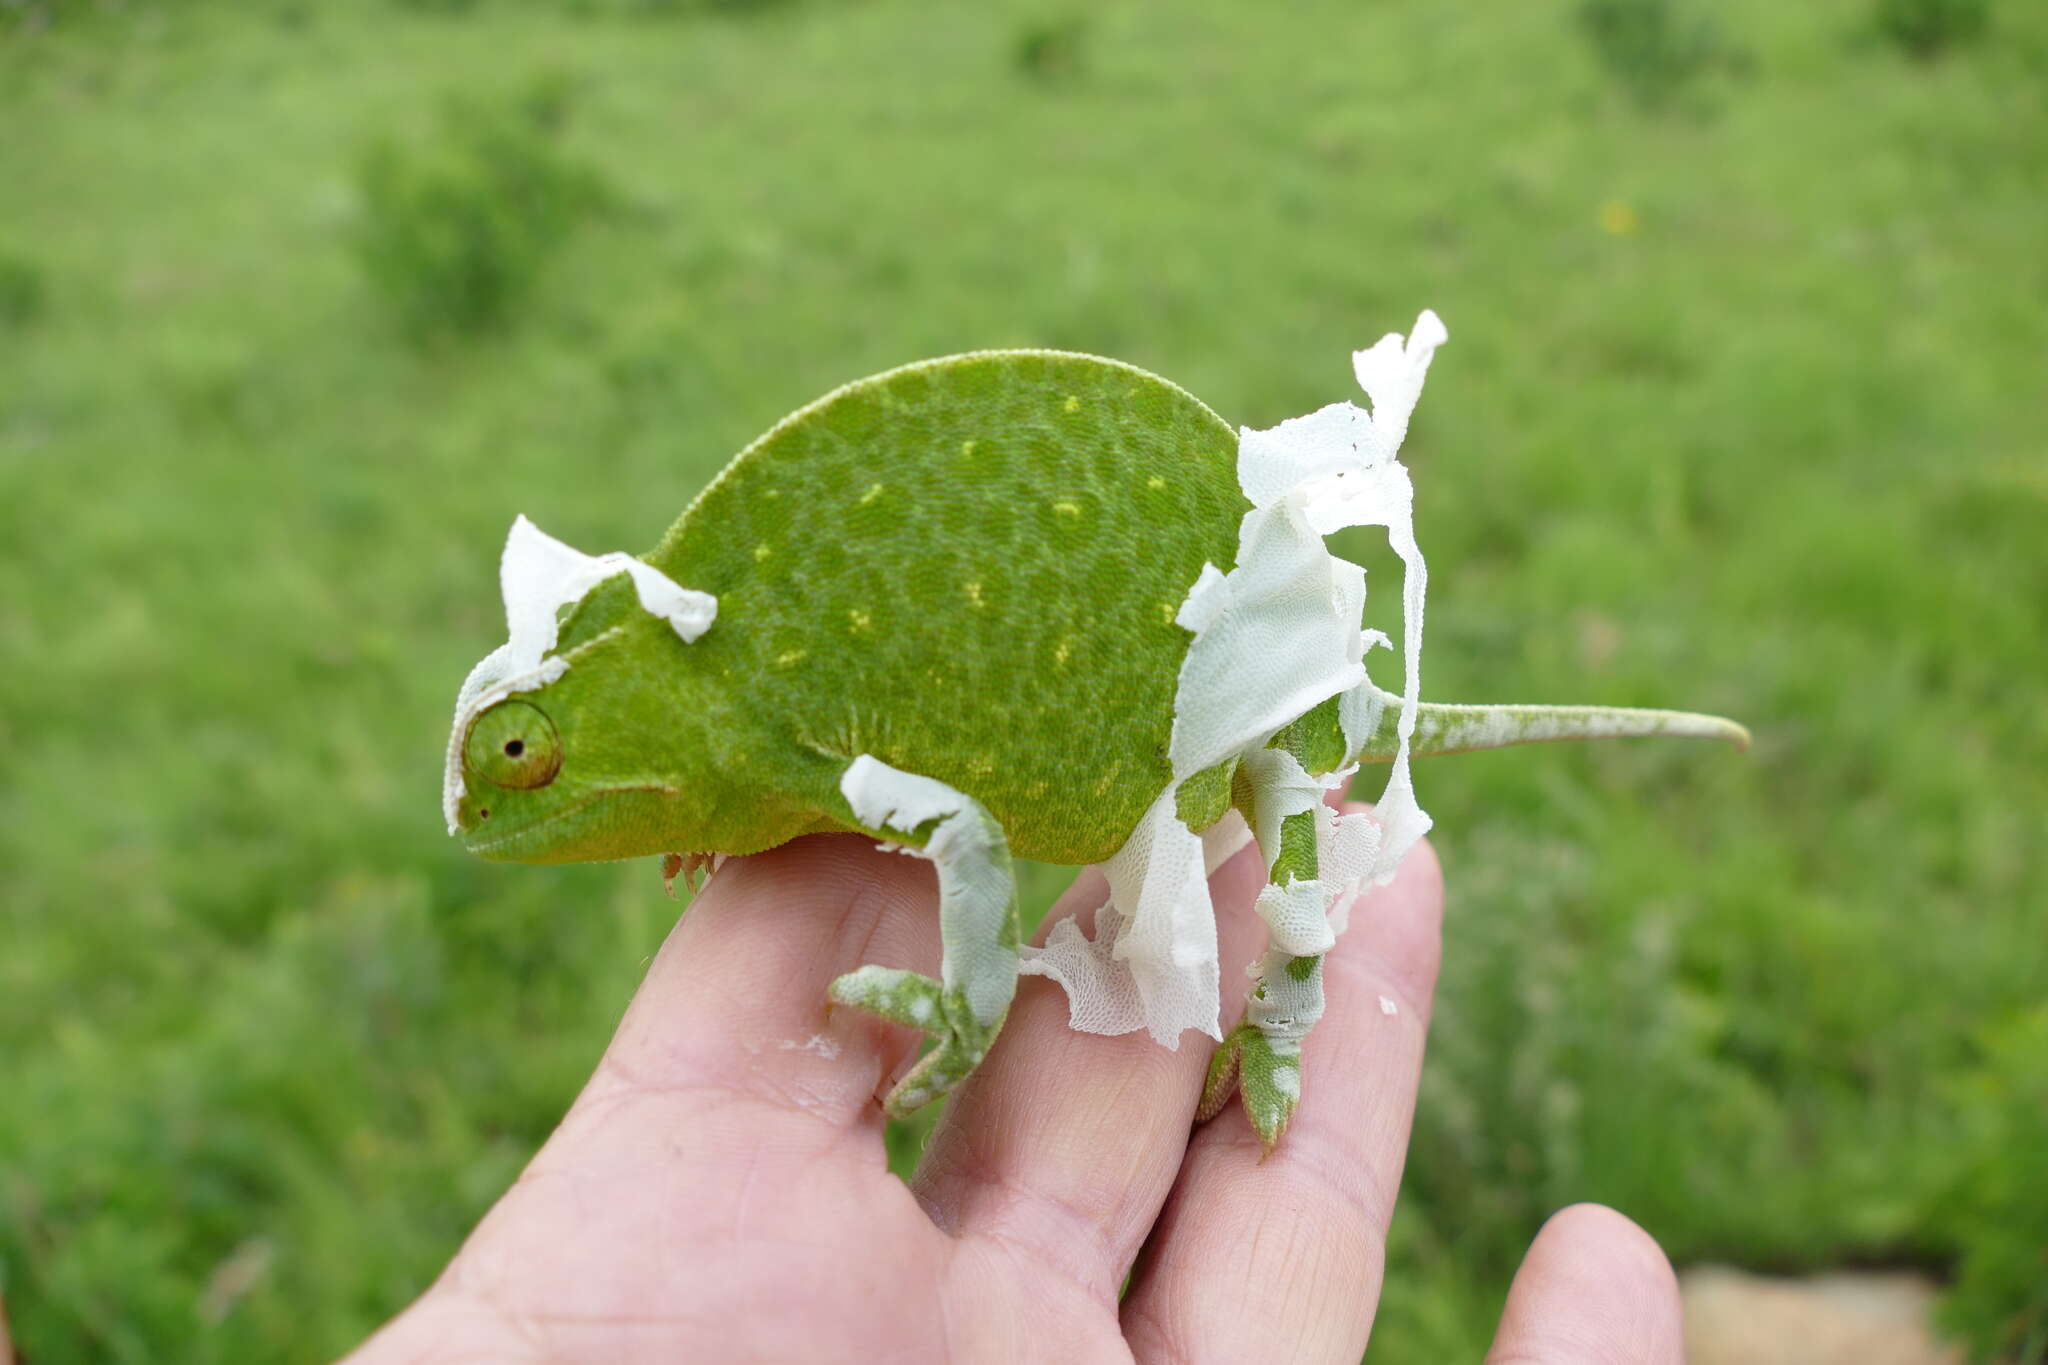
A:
<box><xmin>348</xmin><ymin>811</ymin><xmax>1683</xmax><ymax>1363</ymax></box>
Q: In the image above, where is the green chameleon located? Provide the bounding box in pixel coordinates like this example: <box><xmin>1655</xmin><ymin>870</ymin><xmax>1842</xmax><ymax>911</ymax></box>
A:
<box><xmin>441</xmin><ymin>311</ymin><xmax>1746</xmax><ymax>1151</ymax></box>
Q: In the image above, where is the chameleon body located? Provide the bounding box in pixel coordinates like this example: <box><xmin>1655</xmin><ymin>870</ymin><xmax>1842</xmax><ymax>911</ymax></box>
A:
<box><xmin>444</xmin><ymin>314</ymin><xmax>1747</xmax><ymax>1149</ymax></box>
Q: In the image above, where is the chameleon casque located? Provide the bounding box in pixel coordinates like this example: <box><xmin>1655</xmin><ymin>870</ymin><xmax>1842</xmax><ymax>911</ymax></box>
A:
<box><xmin>441</xmin><ymin>311</ymin><xmax>1747</xmax><ymax>1150</ymax></box>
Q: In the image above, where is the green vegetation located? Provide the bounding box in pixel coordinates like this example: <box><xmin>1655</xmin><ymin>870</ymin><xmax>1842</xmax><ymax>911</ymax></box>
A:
<box><xmin>356</xmin><ymin>79</ymin><xmax>609</xmax><ymax>340</ymax></box>
<box><xmin>1575</xmin><ymin>0</ymin><xmax>1741</xmax><ymax>109</ymax></box>
<box><xmin>2</xmin><ymin>0</ymin><xmax>2043</xmax><ymax>1360</ymax></box>
<box><xmin>0</xmin><ymin>254</ymin><xmax>43</xmax><ymax>330</ymax></box>
<box><xmin>1875</xmin><ymin>0</ymin><xmax>1992</xmax><ymax>58</ymax></box>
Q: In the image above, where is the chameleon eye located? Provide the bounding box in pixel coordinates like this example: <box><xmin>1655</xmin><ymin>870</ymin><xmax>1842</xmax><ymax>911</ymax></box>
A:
<box><xmin>463</xmin><ymin>700</ymin><xmax>562</xmax><ymax>790</ymax></box>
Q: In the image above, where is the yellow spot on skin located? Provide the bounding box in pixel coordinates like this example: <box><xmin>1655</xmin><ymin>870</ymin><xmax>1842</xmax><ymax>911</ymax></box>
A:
<box><xmin>960</xmin><ymin>439</ymin><xmax>978</xmax><ymax>457</ymax></box>
<box><xmin>860</xmin><ymin>483</ymin><xmax>886</xmax><ymax>505</ymax></box>
<box><xmin>1052</xmin><ymin>502</ymin><xmax>1081</xmax><ymax>517</ymax></box>
<box><xmin>1092</xmin><ymin>760</ymin><xmax>1123</xmax><ymax>796</ymax></box>
<box><xmin>969</xmin><ymin>754</ymin><xmax>996</xmax><ymax>777</ymax></box>
<box><xmin>1062</xmin><ymin>394</ymin><xmax>1081</xmax><ymax>413</ymax></box>
<box><xmin>1053</xmin><ymin>637</ymin><xmax>1075</xmax><ymax>667</ymax></box>
<box><xmin>849</xmin><ymin>609</ymin><xmax>873</xmax><ymax>633</ymax></box>
<box><xmin>1598</xmin><ymin>199</ymin><xmax>1639</xmax><ymax>236</ymax></box>
<box><xmin>764</xmin><ymin>488</ymin><xmax>781</xmax><ymax>499</ymax></box>
<box><xmin>753</xmin><ymin>543</ymin><xmax>772</xmax><ymax>561</ymax></box>
<box><xmin>1027</xmin><ymin>780</ymin><xmax>1050</xmax><ymax>799</ymax></box>
<box><xmin>964</xmin><ymin>581</ymin><xmax>985</xmax><ymax>608</ymax></box>
<box><xmin>1160</xmin><ymin>601</ymin><xmax>1179</xmax><ymax>625</ymax></box>
<box><xmin>1146</xmin><ymin>475</ymin><xmax>1167</xmax><ymax>490</ymax></box>
<box><xmin>775</xmin><ymin>650</ymin><xmax>807</xmax><ymax>667</ymax></box>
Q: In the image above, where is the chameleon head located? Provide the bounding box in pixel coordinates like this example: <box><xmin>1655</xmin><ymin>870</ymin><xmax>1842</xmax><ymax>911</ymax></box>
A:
<box><xmin>453</xmin><ymin>687</ymin><xmax>664</xmax><ymax>863</ymax></box>
<box><xmin>446</xmin><ymin>616</ymin><xmax>709</xmax><ymax>864</ymax></box>
<box><xmin>443</xmin><ymin>516</ymin><xmax>722</xmax><ymax>863</ymax></box>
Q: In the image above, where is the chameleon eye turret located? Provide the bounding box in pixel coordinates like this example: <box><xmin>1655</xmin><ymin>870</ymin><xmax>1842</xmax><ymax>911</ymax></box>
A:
<box><xmin>463</xmin><ymin>699</ymin><xmax>562</xmax><ymax>790</ymax></box>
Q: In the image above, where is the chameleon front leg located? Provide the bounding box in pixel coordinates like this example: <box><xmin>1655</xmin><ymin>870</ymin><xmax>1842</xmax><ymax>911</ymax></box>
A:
<box><xmin>827</xmin><ymin>755</ymin><xmax>1021</xmax><ymax>1118</ymax></box>
<box><xmin>1199</xmin><ymin>789</ymin><xmax>1329</xmax><ymax>1153</ymax></box>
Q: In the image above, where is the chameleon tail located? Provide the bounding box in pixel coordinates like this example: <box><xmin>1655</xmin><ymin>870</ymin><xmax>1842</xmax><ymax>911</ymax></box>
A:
<box><xmin>1351</xmin><ymin>695</ymin><xmax>1751</xmax><ymax>764</ymax></box>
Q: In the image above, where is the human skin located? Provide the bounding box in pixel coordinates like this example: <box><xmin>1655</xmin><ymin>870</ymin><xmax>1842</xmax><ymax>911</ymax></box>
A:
<box><xmin>345</xmin><ymin>801</ymin><xmax>1685</xmax><ymax>1364</ymax></box>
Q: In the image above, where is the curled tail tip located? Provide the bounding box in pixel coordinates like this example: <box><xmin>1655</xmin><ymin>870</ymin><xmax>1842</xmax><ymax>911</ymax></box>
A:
<box><xmin>1662</xmin><ymin>707</ymin><xmax>1752</xmax><ymax>751</ymax></box>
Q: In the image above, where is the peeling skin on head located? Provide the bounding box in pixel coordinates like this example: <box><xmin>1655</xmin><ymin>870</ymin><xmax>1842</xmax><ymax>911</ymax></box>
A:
<box><xmin>442</xmin><ymin>515</ymin><xmax>719</xmax><ymax>833</ymax></box>
<box><xmin>1019</xmin><ymin>311</ymin><xmax>1446</xmax><ymax>1045</ymax></box>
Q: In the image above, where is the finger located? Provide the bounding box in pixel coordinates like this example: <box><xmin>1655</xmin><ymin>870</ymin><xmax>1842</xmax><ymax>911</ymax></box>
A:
<box><xmin>531</xmin><ymin>833</ymin><xmax>944</xmax><ymax>1181</ymax></box>
<box><xmin>1483</xmin><ymin>1204</ymin><xmax>1684</xmax><ymax>1364</ymax></box>
<box><xmin>909</xmin><ymin>830</ymin><xmax>1274</xmax><ymax>1292</ymax></box>
<box><xmin>1120</xmin><ymin>830</ymin><xmax>1445</xmax><ymax>1364</ymax></box>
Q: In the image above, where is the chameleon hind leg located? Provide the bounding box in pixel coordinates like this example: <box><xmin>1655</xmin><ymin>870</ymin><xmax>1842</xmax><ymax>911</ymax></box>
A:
<box><xmin>827</xmin><ymin>755</ymin><xmax>1021</xmax><ymax>1118</ymax></box>
<box><xmin>1198</xmin><ymin>800</ymin><xmax>1327</xmax><ymax>1151</ymax></box>
<box><xmin>1198</xmin><ymin>726</ymin><xmax>1344</xmax><ymax>1152</ymax></box>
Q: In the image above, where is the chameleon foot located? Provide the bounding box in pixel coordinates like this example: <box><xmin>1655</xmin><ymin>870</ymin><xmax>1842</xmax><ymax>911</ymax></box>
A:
<box><xmin>829</xmin><ymin>964</ymin><xmax>1001</xmax><ymax>1118</ymax></box>
<box><xmin>1197</xmin><ymin>1020</ymin><xmax>1303</xmax><ymax>1154</ymax></box>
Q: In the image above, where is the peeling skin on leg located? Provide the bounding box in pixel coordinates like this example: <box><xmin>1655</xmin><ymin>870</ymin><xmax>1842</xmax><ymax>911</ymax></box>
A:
<box><xmin>838</xmin><ymin>756</ymin><xmax>1019</xmax><ymax>1029</ymax></box>
<box><xmin>828</xmin><ymin>756</ymin><xmax>1021</xmax><ymax>1115</ymax></box>
<box><xmin>1204</xmin><ymin>704</ymin><xmax>1364</xmax><ymax>1148</ymax></box>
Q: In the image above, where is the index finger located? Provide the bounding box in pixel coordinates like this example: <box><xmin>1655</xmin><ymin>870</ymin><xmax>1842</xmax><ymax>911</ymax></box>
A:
<box><xmin>1119</xmin><ymin>829</ymin><xmax>1446</xmax><ymax>1364</ymax></box>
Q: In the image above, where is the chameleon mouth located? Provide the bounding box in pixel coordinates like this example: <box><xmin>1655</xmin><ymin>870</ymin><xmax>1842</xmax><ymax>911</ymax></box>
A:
<box><xmin>459</xmin><ymin>790</ymin><xmax>611</xmax><ymax>861</ymax></box>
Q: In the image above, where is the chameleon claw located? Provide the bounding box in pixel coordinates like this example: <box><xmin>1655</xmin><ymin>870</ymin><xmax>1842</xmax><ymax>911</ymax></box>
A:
<box><xmin>829</xmin><ymin>966</ymin><xmax>1000</xmax><ymax>1116</ymax></box>
<box><xmin>1197</xmin><ymin>1021</ymin><xmax>1300</xmax><ymax>1155</ymax></box>
<box><xmin>660</xmin><ymin>851</ymin><xmax>714</xmax><ymax>898</ymax></box>
<box><xmin>1197</xmin><ymin>1022</ymin><xmax>1250</xmax><ymax>1124</ymax></box>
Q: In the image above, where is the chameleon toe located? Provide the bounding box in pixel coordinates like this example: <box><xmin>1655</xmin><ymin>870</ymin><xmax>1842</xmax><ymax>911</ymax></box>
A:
<box><xmin>1197</xmin><ymin>1023</ymin><xmax>1300</xmax><ymax>1154</ymax></box>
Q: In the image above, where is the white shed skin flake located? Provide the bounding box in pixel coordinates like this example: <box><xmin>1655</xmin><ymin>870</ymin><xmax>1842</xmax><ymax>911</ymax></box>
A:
<box><xmin>1019</xmin><ymin>312</ymin><xmax>1445</xmax><ymax>1045</ymax></box>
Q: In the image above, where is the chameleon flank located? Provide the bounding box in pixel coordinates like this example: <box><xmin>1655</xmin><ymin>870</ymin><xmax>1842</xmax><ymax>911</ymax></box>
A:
<box><xmin>442</xmin><ymin>313</ymin><xmax>1748</xmax><ymax>1151</ymax></box>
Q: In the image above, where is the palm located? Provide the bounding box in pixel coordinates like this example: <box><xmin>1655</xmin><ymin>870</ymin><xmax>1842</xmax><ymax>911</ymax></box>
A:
<box><xmin>349</xmin><ymin>819</ymin><xmax>1683</xmax><ymax>1363</ymax></box>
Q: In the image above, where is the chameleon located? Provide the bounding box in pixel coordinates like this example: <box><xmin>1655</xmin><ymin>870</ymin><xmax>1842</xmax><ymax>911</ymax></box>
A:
<box><xmin>441</xmin><ymin>311</ymin><xmax>1747</xmax><ymax>1151</ymax></box>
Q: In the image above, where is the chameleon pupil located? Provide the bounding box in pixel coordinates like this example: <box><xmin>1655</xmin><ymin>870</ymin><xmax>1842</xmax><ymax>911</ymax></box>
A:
<box><xmin>504</xmin><ymin>740</ymin><xmax>525</xmax><ymax>757</ymax></box>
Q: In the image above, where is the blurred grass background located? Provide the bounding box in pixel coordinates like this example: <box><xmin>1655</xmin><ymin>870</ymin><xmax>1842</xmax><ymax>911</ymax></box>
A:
<box><xmin>2</xmin><ymin>0</ymin><xmax>2044</xmax><ymax>1359</ymax></box>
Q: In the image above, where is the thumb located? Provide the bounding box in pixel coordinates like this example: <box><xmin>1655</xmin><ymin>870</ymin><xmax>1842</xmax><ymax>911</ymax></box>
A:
<box><xmin>1483</xmin><ymin>1204</ymin><xmax>1685</xmax><ymax>1365</ymax></box>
